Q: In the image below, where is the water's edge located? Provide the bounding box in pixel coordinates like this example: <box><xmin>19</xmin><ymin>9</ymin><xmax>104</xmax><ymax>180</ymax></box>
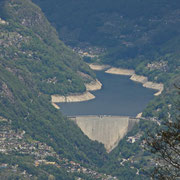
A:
<box><xmin>51</xmin><ymin>64</ymin><xmax>164</xmax><ymax>109</ymax></box>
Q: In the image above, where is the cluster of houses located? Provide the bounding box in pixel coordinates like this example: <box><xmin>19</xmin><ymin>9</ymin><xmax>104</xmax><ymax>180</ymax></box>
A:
<box><xmin>35</xmin><ymin>156</ymin><xmax>117</xmax><ymax>180</ymax></box>
<box><xmin>73</xmin><ymin>46</ymin><xmax>105</xmax><ymax>58</ymax></box>
<box><xmin>147</xmin><ymin>61</ymin><xmax>168</xmax><ymax>72</ymax></box>
<box><xmin>0</xmin><ymin>120</ymin><xmax>56</xmax><ymax>159</ymax></box>
<box><xmin>35</xmin><ymin>152</ymin><xmax>118</xmax><ymax>179</ymax></box>
<box><xmin>0</xmin><ymin>118</ymin><xmax>117</xmax><ymax>179</ymax></box>
<box><xmin>59</xmin><ymin>158</ymin><xmax>117</xmax><ymax>180</ymax></box>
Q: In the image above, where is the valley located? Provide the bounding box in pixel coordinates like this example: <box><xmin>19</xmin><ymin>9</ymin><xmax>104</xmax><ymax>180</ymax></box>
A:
<box><xmin>0</xmin><ymin>0</ymin><xmax>179</xmax><ymax>179</ymax></box>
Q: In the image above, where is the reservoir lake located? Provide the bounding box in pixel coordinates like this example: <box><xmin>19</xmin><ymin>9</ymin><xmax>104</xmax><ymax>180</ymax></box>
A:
<box><xmin>58</xmin><ymin>71</ymin><xmax>156</xmax><ymax>116</ymax></box>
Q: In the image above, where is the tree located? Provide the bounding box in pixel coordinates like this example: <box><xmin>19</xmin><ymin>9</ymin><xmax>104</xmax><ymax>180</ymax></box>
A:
<box><xmin>146</xmin><ymin>88</ymin><xmax>180</xmax><ymax>179</ymax></box>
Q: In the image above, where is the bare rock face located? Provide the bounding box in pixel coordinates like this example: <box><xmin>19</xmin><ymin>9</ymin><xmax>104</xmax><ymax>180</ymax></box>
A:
<box><xmin>105</xmin><ymin>67</ymin><xmax>135</xmax><ymax>76</ymax></box>
<box><xmin>51</xmin><ymin>92</ymin><xmax>95</xmax><ymax>103</ymax></box>
<box><xmin>0</xmin><ymin>82</ymin><xmax>14</xmax><ymax>102</ymax></box>
<box><xmin>85</xmin><ymin>79</ymin><xmax>102</xmax><ymax>91</ymax></box>
<box><xmin>71</xmin><ymin>116</ymin><xmax>139</xmax><ymax>152</ymax></box>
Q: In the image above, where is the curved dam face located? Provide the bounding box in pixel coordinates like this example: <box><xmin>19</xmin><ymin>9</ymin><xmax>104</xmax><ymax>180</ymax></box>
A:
<box><xmin>69</xmin><ymin>116</ymin><xmax>139</xmax><ymax>152</ymax></box>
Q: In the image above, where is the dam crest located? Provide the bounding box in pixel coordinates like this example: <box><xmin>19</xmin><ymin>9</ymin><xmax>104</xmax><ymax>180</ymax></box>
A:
<box><xmin>69</xmin><ymin>115</ymin><xmax>139</xmax><ymax>152</ymax></box>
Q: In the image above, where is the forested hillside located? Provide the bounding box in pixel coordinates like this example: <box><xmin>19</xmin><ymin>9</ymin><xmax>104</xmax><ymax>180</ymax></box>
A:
<box><xmin>33</xmin><ymin>0</ymin><xmax>180</xmax><ymax>68</ymax></box>
<box><xmin>0</xmin><ymin>0</ymin><xmax>96</xmax><ymax>96</ymax></box>
<box><xmin>0</xmin><ymin>0</ymin><xmax>111</xmax><ymax>179</ymax></box>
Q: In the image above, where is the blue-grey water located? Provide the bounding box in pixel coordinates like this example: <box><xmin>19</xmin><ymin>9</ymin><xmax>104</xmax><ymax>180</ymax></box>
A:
<box><xmin>58</xmin><ymin>71</ymin><xmax>156</xmax><ymax>116</ymax></box>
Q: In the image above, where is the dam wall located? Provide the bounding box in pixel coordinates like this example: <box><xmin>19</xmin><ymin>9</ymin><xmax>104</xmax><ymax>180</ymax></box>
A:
<box><xmin>69</xmin><ymin>116</ymin><xmax>139</xmax><ymax>152</ymax></box>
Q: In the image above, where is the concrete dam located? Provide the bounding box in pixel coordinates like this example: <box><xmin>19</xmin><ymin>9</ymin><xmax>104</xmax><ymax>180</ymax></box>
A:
<box><xmin>69</xmin><ymin>116</ymin><xmax>139</xmax><ymax>152</ymax></box>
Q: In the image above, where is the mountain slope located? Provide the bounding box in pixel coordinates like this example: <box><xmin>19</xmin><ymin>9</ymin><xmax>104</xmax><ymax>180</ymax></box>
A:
<box><xmin>0</xmin><ymin>0</ymin><xmax>179</xmax><ymax>179</ymax></box>
<box><xmin>33</xmin><ymin>0</ymin><xmax>180</xmax><ymax>71</ymax></box>
<box><xmin>1</xmin><ymin>0</ymin><xmax>95</xmax><ymax>95</ymax></box>
<box><xmin>0</xmin><ymin>0</ymin><xmax>109</xmax><ymax>178</ymax></box>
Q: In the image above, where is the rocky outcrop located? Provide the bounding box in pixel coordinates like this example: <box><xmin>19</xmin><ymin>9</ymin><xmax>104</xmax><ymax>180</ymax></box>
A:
<box><xmin>130</xmin><ymin>75</ymin><xmax>164</xmax><ymax>95</ymax></box>
<box><xmin>51</xmin><ymin>102</ymin><xmax>60</xmax><ymax>109</ymax></box>
<box><xmin>0</xmin><ymin>18</ymin><xmax>8</xmax><ymax>25</ymax></box>
<box><xmin>88</xmin><ymin>64</ymin><xmax>110</xmax><ymax>71</ymax></box>
<box><xmin>105</xmin><ymin>67</ymin><xmax>135</xmax><ymax>76</ymax></box>
<box><xmin>51</xmin><ymin>92</ymin><xmax>95</xmax><ymax>103</ymax></box>
<box><xmin>136</xmin><ymin>112</ymin><xmax>143</xmax><ymax>118</ymax></box>
<box><xmin>130</xmin><ymin>74</ymin><xmax>148</xmax><ymax>83</ymax></box>
<box><xmin>0</xmin><ymin>82</ymin><xmax>14</xmax><ymax>102</ymax></box>
<box><xmin>70</xmin><ymin>116</ymin><xmax>139</xmax><ymax>152</ymax></box>
<box><xmin>143</xmin><ymin>82</ymin><xmax>164</xmax><ymax>96</ymax></box>
<box><xmin>85</xmin><ymin>79</ymin><xmax>102</xmax><ymax>91</ymax></box>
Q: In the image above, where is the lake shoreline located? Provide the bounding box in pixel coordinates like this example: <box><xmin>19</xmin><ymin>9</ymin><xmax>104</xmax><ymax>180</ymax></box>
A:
<box><xmin>105</xmin><ymin>67</ymin><xmax>135</xmax><ymax>76</ymax></box>
<box><xmin>51</xmin><ymin>91</ymin><xmax>95</xmax><ymax>103</ymax></box>
<box><xmin>103</xmin><ymin>65</ymin><xmax>164</xmax><ymax>96</ymax></box>
<box><xmin>85</xmin><ymin>79</ymin><xmax>102</xmax><ymax>91</ymax></box>
<box><xmin>51</xmin><ymin>63</ymin><xmax>163</xmax><ymax>109</ymax></box>
<box><xmin>88</xmin><ymin>64</ymin><xmax>110</xmax><ymax>71</ymax></box>
<box><xmin>51</xmin><ymin>79</ymin><xmax>102</xmax><ymax>108</ymax></box>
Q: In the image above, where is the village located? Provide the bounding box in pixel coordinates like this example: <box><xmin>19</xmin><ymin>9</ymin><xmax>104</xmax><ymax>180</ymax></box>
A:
<box><xmin>72</xmin><ymin>46</ymin><xmax>105</xmax><ymax>59</ymax></box>
<box><xmin>147</xmin><ymin>60</ymin><xmax>168</xmax><ymax>72</ymax></box>
<box><xmin>0</xmin><ymin>117</ymin><xmax>117</xmax><ymax>180</ymax></box>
